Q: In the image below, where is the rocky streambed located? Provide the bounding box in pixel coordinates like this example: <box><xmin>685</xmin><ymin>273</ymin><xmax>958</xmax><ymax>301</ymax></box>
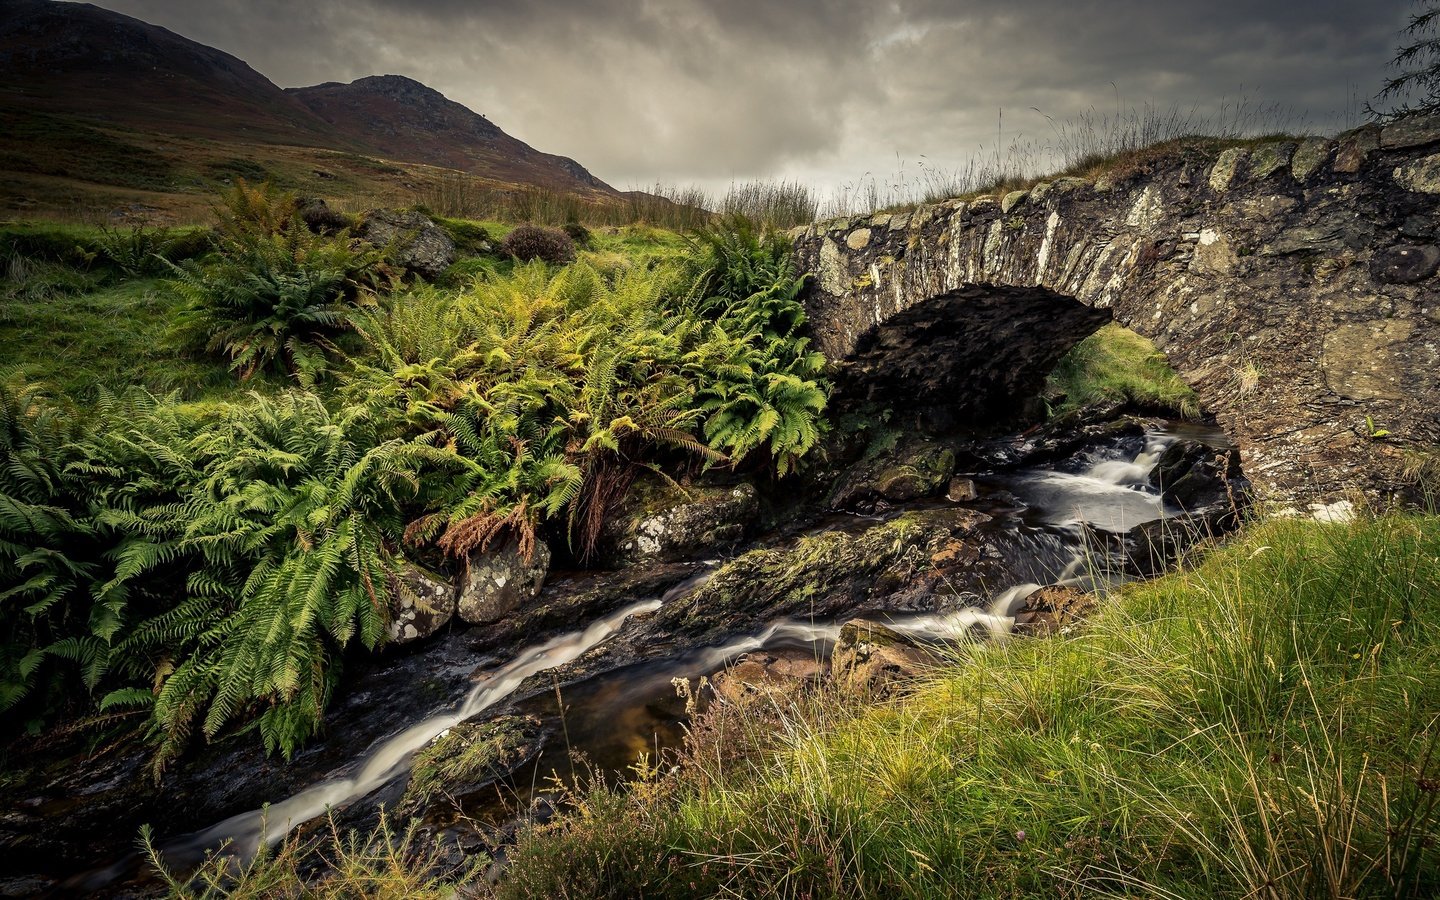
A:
<box><xmin>1</xmin><ymin>413</ymin><xmax>1243</xmax><ymax>898</ymax></box>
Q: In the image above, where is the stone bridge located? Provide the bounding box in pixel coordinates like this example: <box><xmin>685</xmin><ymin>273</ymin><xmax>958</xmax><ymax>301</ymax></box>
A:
<box><xmin>791</xmin><ymin>117</ymin><xmax>1440</xmax><ymax>509</ymax></box>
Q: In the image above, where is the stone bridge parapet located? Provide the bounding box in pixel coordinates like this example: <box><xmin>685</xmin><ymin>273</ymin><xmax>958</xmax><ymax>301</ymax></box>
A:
<box><xmin>791</xmin><ymin>118</ymin><xmax>1440</xmax><ymax>508</ymax></box>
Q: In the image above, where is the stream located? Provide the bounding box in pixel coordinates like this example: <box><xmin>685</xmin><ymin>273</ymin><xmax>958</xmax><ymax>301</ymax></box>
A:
<box><xmin>59</xmin><ymin>421</ymin><xmax>1233</xmax><ymax>896</ymax></box>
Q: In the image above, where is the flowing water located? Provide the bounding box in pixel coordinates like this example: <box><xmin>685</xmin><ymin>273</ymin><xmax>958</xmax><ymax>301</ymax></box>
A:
<box><xmin>75</xmin><ymin>424</ymin><xmax>1214</xmax><ymax>893</ymax></box>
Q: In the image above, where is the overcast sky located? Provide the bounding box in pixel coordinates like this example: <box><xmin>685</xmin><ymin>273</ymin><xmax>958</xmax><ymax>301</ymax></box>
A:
<box><xmin>88</xmin><ymin>0</ymin><xmax>1413</xmax><ymax>198</ymax></box>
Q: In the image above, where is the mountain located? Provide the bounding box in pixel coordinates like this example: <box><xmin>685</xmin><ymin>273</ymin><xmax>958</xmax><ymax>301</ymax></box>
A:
<box><xmin>0</xmin><ymin>0</ymin><xmax>616</xmax><ymax>216</ymax></box>
<box><xmin>0</xmin><ymin>0</ymin><xmax>346</xmax><ymax>147</ymax></box>
<box><xmin>288</xmin><ymin>75</ymin><xmax>612</xmax><ymax>193</ymax></box>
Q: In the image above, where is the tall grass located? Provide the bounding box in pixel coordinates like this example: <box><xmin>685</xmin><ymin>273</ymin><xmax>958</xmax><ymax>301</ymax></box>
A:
<box><xmin>141</xmin><ymin>811</ymin><xmax>478</xmax><ymax>899</ymax></box>
<box><xmin>415</xmin><ymin>178</ymin><xmax>819</xmax><ymax>232</ymax></box>
<box><xmin>496</xmin><ymin>514</ymin><xmax>1440</xmax><ymax>899</ymax></box>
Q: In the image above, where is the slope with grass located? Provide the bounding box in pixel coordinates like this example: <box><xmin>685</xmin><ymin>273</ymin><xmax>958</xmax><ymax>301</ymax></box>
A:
<box><xmin>495</xmin><ymin>513</ymin><xmax>1440</xmax><ymax>899</ymax></box>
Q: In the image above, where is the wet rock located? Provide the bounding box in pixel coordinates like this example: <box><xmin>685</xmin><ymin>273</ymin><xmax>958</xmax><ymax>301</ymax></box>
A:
<box><xmin>1012</xmin><ymin>586</ymin><xmax>1097</xmax><ymax>637</ymax></box>
<box><xmin>386</xmin><ymin>560</ymin><xmax>456</xmax><ymax>644</ymax></box>
<box><xmin>458</xmin><ymin>541</ymin><xmax>551</xmax><ymax>625</ymax></box>
<box><xmin>357</xmin><ymin>208</ymin><xmax>456</xmax><ymax>279</ymax></box>
<box><xmin>829</xmin><ymin>440</ymin><xmax>956</xmax><ymax>510</ymax></box>
<box><xmin>401</xmin><ymin>715</ymin><xmax>545</xmax><ymax>814</ymax></box>
<box><xmin>1125</xmin><ymin>512</ymin><xmax>1228</xmax><ymax>577</ymax></box>
<box><xmin>831</xmin><ymin>619</ymin><xmax>936</xmax><ymax>692</ymax></box>
<box><xmin>710</xmin><ymin>648</ymin><xmax>826</xmax><ymax>705</ymax></box>
<box><xmin>1148</xmin><ymin>440</ymin><xmax>1239</xmax><ymax>511</ymax></box>
<box><xmin>660</xmin><ymin>507</ymin><xmax>997</xmax><ymax>637</ymax></box>
<box><xmin>946</xmin><ymin>477</ymin><xmax>979</xmax><ymax>502</ymax></box>
<box><xmin>598</xmin><ymin>478</ymin><xmax>758</xmax><ymax>567</ymax></box>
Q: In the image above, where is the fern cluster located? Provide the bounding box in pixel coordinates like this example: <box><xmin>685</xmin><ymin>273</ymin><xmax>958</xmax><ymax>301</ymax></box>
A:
<box><xmin>688</xmin><ymin>217</ymin><xmax>829</xmax><ymax>474</ymax></box>
<box><xmin>0</xmin><ymin>377</ymin><xmax>467</xmax><ymax>772</ymax></box>
<box><xmin>169</xmin><ymin>181</ymin><xmax>390</xmax><ymax>382</ymax></box>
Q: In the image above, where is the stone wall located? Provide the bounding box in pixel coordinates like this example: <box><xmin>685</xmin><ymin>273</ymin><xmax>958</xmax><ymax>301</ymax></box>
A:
<box><xmin>791</xmin><ymin>117</ymin><xmax>1440</xmax><ymax>509</ymax></box>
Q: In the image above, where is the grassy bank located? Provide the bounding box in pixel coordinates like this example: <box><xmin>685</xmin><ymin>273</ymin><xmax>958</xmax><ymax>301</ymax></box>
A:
<box><xmin>491</xmin><ymin>513</ymin><xmax>1440</xmax><ymax>899</ymax></box>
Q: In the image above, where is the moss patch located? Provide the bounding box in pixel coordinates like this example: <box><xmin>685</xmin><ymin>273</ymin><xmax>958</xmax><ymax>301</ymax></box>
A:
<box><xmin>403</xmin><ymin>715</ymin><xmax>543</xmax><ymax>812</ymax></box>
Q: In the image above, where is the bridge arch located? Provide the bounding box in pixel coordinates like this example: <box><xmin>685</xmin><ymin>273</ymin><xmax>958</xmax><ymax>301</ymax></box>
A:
<box><xmin>791</xmin><ymin>125</ymin><xmax>1440</xmax><ymax>508</ymax></box>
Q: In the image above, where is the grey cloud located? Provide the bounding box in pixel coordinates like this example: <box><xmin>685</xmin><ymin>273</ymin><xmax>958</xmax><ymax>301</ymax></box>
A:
<box><xmin>88</xmin><ymin>0</ymin><xmax>1411</xmax><ymax>193</ymax></box>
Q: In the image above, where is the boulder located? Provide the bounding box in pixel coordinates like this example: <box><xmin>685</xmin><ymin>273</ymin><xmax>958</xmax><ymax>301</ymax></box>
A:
<box><xmin>709</xmin><ymin>648</ymin><xmax>826</xmax><ymax>705</ymax></box>
<box><xmin>1124</xmin><ymin>509</ymin><xmax>1232</xmax><ymax>577</ymax></box>
<box><xmin>357</xmin><ymin>208</ymin><xmax>456</xmax><ymax>279</ymax></box>
<box><xmin>1012</xmin><ymin>586</ymin><xmax>1097</xmax><ymax>637</ymax></box>
<box><xmin>655</xmin><ymin>506</ymin><xmax>1000</xmax><ymax>637</ymax></box>
<box><xmin>831</xmin><ymin>618</ymin><xmax>936</xmax><ymax>693</ymax></box>
<box><xmin>458</xmin><ymin>540</ymin><xmax>551</xmax><ymax>625</ymax></box>
<box><xmin>598</xmin><ymin>479</ymin><xmax>758</xmax><ymax>567</ymax></box>
<box><xmin>1148</xmin><ymin>439</ymin><xmax>1240</xmax><ymax>511</ymax></box>
<box><xmin>386</xmin><ymin>561</ymin><xmax>456</xmax><ymax>644</ymax></box>
<box><xmin>829</xmin><ymin>440</ymin><xmax>956</xmax><ymax>510</ymax></box>
<box><xmin>946</xmin><ymin>476</ymin><xmax>979</xmax><ymax>502</ymax></box>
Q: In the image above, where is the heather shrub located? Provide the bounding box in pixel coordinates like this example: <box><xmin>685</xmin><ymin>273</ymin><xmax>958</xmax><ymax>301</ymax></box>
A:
<box><xmin>296</xmin><ymin>198</ymin><xmax>355</xmax><ymax>235</ymax></box>
<box><xmin>499</xmin><ymin>225</ymin><xmax>575</xmax><ymax>265</ymax></box>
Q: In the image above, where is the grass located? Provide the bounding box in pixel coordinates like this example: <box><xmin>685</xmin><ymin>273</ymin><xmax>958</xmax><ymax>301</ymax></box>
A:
<box><xmin>1044</xmin><ymin>323</ymin><xmax>1201</xmax><ymax>419</ymax></box>
<box><xmin>492</xmin><ymin>513</ymin><xmax>1440</xmax><ymax>899</ymax></box>
<box><xmin>0</xmin><ymin>275</ymin><xmax>254</xmax><ymax>400</ymax></box>
<box><xmin>141</xmin><ymin>811</ymin><xmax>480</xmax><ymax>899</ymax></box>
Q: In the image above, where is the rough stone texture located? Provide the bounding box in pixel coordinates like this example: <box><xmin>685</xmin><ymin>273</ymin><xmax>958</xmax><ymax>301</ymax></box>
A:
<box><xmin>831</xmin><ymin>618</ymin><xmax>936</xmax><ymax>692</ymax></box>
<box><xmin>1209</xmin><ymin>148</ymin><xmax>1247</xmax><ymax>191</ymax></box>
<box><xmin>791</xmin><ymin>125</ymin><xmax>1440</xmax><ymax>506</ymax></box>
<box><xmin>457</xmin><ymin>540</ymin><xmax>551</xmax><ymax>625</ymax></box>
<box><xmin>357</xmin><ymin>208</ymin><xmax>456</xmax><ymax>279</ymax></box>
<box><xmin>1149</xmin><ymin>439</ymin><xmax>1242</xmax><ymax>511</ymax></box>
<box><xmin>1249</xmin><ymin>142</ymin><xmax>1295</xmax><ymax>179</ymax></box>
<box><xmin>1382</xmin><ymin>116</ymin><xmax>1440</xmax><ymax>150</ymax></box>
<box><xmin>946</xmin><ymin>476</ymin><xmax>979</xmax><ymax>501</ymax></box>
<box><xmin>1334</xmin><ymin>126</ymin><xmax>1379</xmax><ymax>174</ymax></box>
<box><xmin>1012</xmin><ymin>586</ymin><xmax>1098</xmax><ymax>637</ymax></box>
<box><xmin>657</xmin><ymin>507</ymin><xmax>1000</xmax><ymax>637</ymax></box>
<box><xmin>1291</xmin><ymin>138</ymin><xmax>1333</xmax><ymax>181</ymax></box>
<box><xmin>386</xmin><ymin>561</ymin><xmax>456</xmax><ymax>644</ymax></box>
<box><xmin>598</xmin><ymin>479</ymin><xmax>759</xmax><ymax>567</ymax></box>
<box><xmin>828</xmin><ymin>440</ymin><xmax>956</xmax><ymax>510</ymax></box>
<box><xmin>1125</xmin><ymin>511</ymin><xmax>1229</xmax><ymax>577</ymax></box>
<box><xmin>710</xmin><ymin>648</ymin><xmax>826</xmax><ymax>705</ymax></box>
<box><xmin>1395</xmin><ymin>154</ymin><xmax>1440</xmax><ymax>194</ymax></box>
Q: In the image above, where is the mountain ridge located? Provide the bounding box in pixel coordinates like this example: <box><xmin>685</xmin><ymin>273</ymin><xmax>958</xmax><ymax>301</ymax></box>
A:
<box><xmin>0</xmin><ymin>0</ymin><xmax>616</xmax><ymax>211</ymax></box>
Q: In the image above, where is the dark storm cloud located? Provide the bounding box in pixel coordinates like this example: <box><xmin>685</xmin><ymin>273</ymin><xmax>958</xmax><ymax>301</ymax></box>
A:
<box><xmin>86</xmin><ymin>0</ymin><xmax>1411</xmax><ymax>194</ymax></box>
